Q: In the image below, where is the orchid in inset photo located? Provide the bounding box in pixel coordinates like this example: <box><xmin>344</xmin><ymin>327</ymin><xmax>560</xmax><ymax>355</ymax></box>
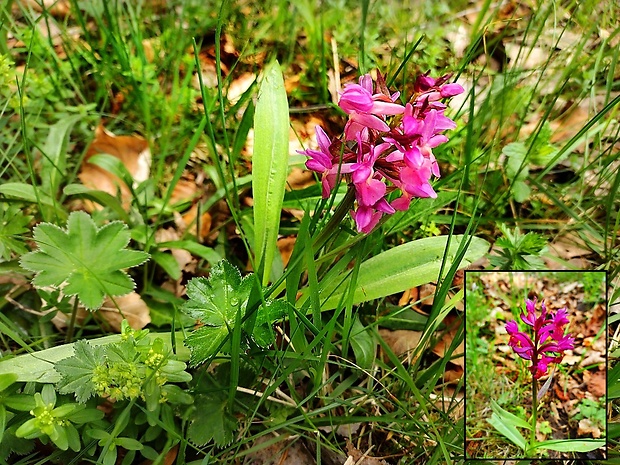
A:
<box><xmin>505</xmin><ymin>297</ymin><xmax>574</xmax><ymax>380</ymax></box>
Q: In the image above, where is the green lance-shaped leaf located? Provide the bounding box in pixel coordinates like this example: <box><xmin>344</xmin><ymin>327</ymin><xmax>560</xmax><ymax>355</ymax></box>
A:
<box><xmin>0</xmin><ymin>332</ymin><xmax>190</xmax><ymax>384</ymax></box>
<box><xmin>531</xmin><ymin>439</ymin><xmax>606</xmax><ymax>453</ymax></box>
<box><xmin>252</xmin><ymin>60</ymin><xmax>290</xmax><ymax>285</ymax></box>
<box><xmin>487</xmin><ymin>412</ymin><xmax>527</xmax><ymax>452</ymax></box>
<box><xmin>301</xmin><ymin>235</ymin><xmax>489</xmax><ymax>310</ymax></box>
<box><xmin>20</xmin><ymin>211</ymin><xmax>149</xmax><ymax>310</ymax></box>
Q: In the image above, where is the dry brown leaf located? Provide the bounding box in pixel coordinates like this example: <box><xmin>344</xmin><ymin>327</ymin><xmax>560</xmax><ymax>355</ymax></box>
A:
<box><xmin>418</xmin><ymin>283</ymin><xmax>436</xmax><ymax>306</ymax></box>
<box><xmin>550</xmin><ymin>106</ymin><xmax>590</xmax><ymax>145</ymax></box>
<box><xmin>398</xmin><ymin>287</ymin><xmax>419</xmax><ymax>307</ymax></box>
<box><xmin>244</xmin><ymin>436</ymin><xmax>315</xmax><ymax>465</ymax></box>
<box><xmin>51</xmin><ymin>292</ymin><xmax>150</xmax><ymax>332</ymax></box>
<box><xmin>226</xmin><ymin>72</ymin><xmax>255</xmax><ymax>104</ymax></box>
<box><xmin>578</xmin><ymin>418</ymin><xmax>602</xmax><ymax>439</ymax></box>
<box><xmin>286</xmin><ymin>167</ymin><xmax>315</xmax><ymax>190</ymax></box>
<box><xmin>169</xmin><ymin>178</ymin><xmax>200</xmax><ymax>206</ymax></box>
<box><xmin>16</xmin><ymin>0</ymin><xmax>70</xmax><ymax>16</ymax></box>
<box><xmin>155</xmin><ymin>228</ymin><xmax>196</xmax><ymax>275</ymax></box>
<box><xmin>79</xmin><ymin>126</ymin><xmax>151</xmax><ymax>211</ymax></box>
<box><xmin>431</xmin><ymin>386</ymin><xmax>464</xmax><ymax>418</ymax></box>
<box><xmin>584</xmin><ymin>370</ymin><xmax>606</xmax><ymax>398</ymax></box>
<box><xmin>345</xmin><ymin>441</ymin><xmax>389</xmax><ymax>465</ymax></box>
<box><xmin>378</xmin><ymin>329</ymin><xmax>422</xmax><ymax>363</ymax></box>
<box><xmin>98</xmin><ymin>292</ymin><xmax>151</xmax><ymax>331</ymax></box>
<box><xmin>432</xmin><ymin>315</ymin><xmax>464</xmax><ymax>368</ymax></box>
<box><xmin>177</xmin><ymin>205</ymin><xmax>212</xmax><ymax>242</ymax></box>
<box><xmin>318</xmin><ymin>423</ymin><xmax>361</xmax><ymax>436</ymax></box>
<box><xmin>546</xmin><ymin>233</ymin><xmax>593</xmax><ymax>269</ymax></box>
<box><xmin>277</xmin><ymin>236</ymin><xmax>296</xmax><ymax>268</ymax></box>
<box><xmin>192</xmin><ymin>54</ymin><xmax>224</xmax><ymax>90</ymax></box>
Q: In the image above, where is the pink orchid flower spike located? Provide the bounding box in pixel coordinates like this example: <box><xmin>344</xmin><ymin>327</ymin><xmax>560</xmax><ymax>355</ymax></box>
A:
<box><xmin>506</xmin><ymin>298</ymin><xmax>574</xmax><ymax>379</ymax></box>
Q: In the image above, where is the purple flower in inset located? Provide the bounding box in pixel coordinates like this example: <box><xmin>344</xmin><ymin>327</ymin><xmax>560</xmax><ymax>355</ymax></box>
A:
<box><xmin>505</xmin><ymin>298</ymin><xmax>574</xmax><ymax>379</ymax></box>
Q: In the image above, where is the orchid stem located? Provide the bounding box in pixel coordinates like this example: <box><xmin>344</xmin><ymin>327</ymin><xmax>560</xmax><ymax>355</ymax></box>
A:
<box><xmin>530</xmin><ymin>375</ymin><xmax>538</xmax><ymax>453</ymax></box>
<box><xmin>312</xmin><ymin>187</ymin><xmax>356</xmax><ymax>251</ymax></box>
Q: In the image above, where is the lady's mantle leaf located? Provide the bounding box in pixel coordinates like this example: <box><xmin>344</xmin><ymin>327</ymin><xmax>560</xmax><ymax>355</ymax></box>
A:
<box><xmin>20</xmin><ymin>211</ymin><xmax>149</xmax><ymax>310</ymax></box>
<box><xmin>55</xmin><ymin>340</ymin><xmax>105</xmax><ymax>403</ymax></box>
<box><xmin>181</xmin><ymin>260</ymin><xmax>287</xmax><ymax>365</ymax></box>
<box><xmin>184</xmin><ymin>327</ymin><xmax>229</xmax><ymax>366</ymax></box>
<box><xmin>187</xmin><ymin>393</ymin><xmax>237</xmax><ymax>447</ymax></box>
<box><xmin>182</xmin><ymin>260</ymin><xmax>252</xmax><ymax>325</ymax></box>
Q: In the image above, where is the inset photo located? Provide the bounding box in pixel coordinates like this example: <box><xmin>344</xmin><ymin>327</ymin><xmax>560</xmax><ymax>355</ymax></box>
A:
<box><xmin>464</xmin><ymin>271</ymin><xmax>607</xmax><ymax>460</ymax></box>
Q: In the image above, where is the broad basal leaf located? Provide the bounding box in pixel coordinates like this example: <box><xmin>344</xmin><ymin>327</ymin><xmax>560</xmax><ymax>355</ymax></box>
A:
<box><xmin>532</xmin><ymin>439</ymin><xmax>606</xmax><ymax>453</ymax></box>
<box><xmin>55</xmin><ymin>340</ymin><xmax>105</xmax><ymax>403</ymax></box>
<box><xmin>252</xmin><ymin>60</ymin><xmax>290</xmax><ymax>286</ymax></box>
<box><xmin>487</xmin><ymin>412</ymin><xmax>527</xmax><ymax>452</ymax></box>
<box><xmin>312</xmin><ymin>235</ymin><xmax>488</xmax><ymax>310</ymax></box>
<box><xmin>20</xmin><ymin>211</ymin><xmax>149</xmax><ymax>310</ymax></box>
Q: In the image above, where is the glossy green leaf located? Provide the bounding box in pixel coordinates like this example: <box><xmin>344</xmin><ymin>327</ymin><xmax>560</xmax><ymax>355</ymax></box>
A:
<box><xmin>349</xmin><ymin>317</ymin><xmax>376</xmax><ymax>370</ymax></box>
<box><xmin>252</xmin><ymin>60</ymin><xmax>289</xmax><ymax>285</ymax></box>
<box><xmin>490</xmin><ymin>400</ymin><xmax>532</xmax><ymax>431</ymax></box>
<box><xmin>0</xmin><ymin>332</ymin><xmax>190</xmax><ymax>383</ymax></box>
<box><xmin>0</xmin><ymin>182</ymin><xmax>56</xmax><ymax>207</ymax></box>
<box><xmin>487</xmin><ymin>412</ymin><xmax>527</xmax><ymax>451</ymax></box>
<box><xmin>184</xmin><ymin>326</ymin><xmax>229</xmax><ymax>367</ymax></box>
<box><xmin>314</xmin><ymin>235</ymin><xmax>488</xmax><ymax>310</ymax></box>
<box><xmin>181</xmin><ymin>260</ymin><xmax>287</xmax><ymax>364</ymax></box>
<box><xmin>532</xmin><ymin>438</ymin><xmax>605</xmax><ymax>453</ymax></box>
<box><xmin>41</xmin><ymin>115</ymin><xmax>82</xmax><ymax>197</ymax></box>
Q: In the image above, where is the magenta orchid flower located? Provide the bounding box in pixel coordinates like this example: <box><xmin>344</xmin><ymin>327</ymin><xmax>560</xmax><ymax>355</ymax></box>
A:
<box><xmin>298</xmin><ymin>70</ymin><xmax>463</xmax><ymax>233</ymax></box>
<box><xmin>339</xmin><ymin>73</ymin><xmax>405</xmax><ymax>141</ymax></box>
<box><xmin>505</xmin><ymin>297</ymin><xmax>574</xmax><ymax>379</ymax></box>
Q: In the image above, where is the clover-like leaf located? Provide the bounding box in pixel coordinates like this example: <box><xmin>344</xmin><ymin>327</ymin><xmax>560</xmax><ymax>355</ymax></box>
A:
<box><xmin>20</xmin><ymin>211</ymin><xmax>149</xmax><ymax>310</ymax></box>
<box><xmin>55</xmin><ymin>340</ymin><xmax>105</xmax><ymax>403</ymax></box>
